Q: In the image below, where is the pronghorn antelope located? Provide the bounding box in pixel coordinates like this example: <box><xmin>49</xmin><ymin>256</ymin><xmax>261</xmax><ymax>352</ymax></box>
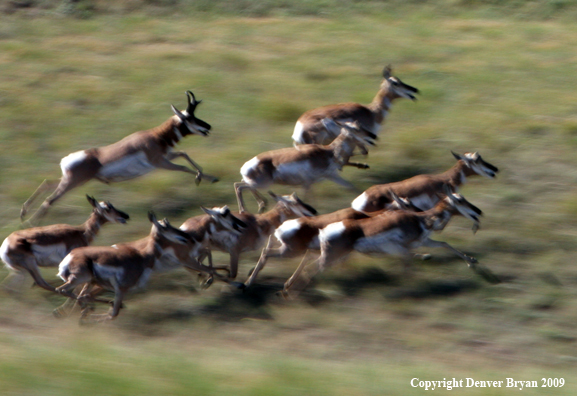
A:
<box><xmin>184</xmin><ymin>192</ymin><xmax>316</xmax><ymax>284</ymax></box>
<box><xmin>20</xmin><ymin>90</ymin><xmax>217</xmax><ymax>225</ymax></box>
<box><xmin>284</xmin><ymin>189</ymin><xmax>498</xmax><ymax>298</ymax></box>
<box><xmin>352</xmin><ymin>151</ymin><xmax>499</xmax><ymax>213</ymax></box>
<box><xmin>53</xmin><ymin>206</ymin><xmax>247</xmax><ymax>318</ymax></box>
<box><xmin>242</xmin><ymin>192</ymin><xmax>419</xmax><ymax>288</ymax></box>
<box><xmin>234</xmin><ymin>120</ymin><xmax>375</xmax><ymax>213</ymax></box>
<box><xmin>55</xmin><ymin>212</ymin><xmax>222</xmax><ymax>322</ymax></box>
<box><xmin>0</xmin><ymin>195</ymin><xmax>129</xmax><ymax>293</ymax></box>
<box><xmin>292</xmin><ymin>65</ymin><xmax>419</xmax><ymax>145</ymax></box>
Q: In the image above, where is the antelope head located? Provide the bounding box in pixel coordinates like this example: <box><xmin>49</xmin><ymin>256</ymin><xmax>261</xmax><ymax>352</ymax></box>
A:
<box><xmin>268</xmin><ymin>191</ymin><xmax>317</xmax><ymax>217</ymax></box>
<box><xmin>149</xmin><ymin>212</ymin><xmax>192</xmax><ymax>245</ymax></box>
<box><xmin>442</xmin><ymin>185</ymin><xmax>483</xmax><ymax>233</ymax></box>
<box><xmin>171</xmin><ymin>90</ymin><xmax>212</xmax><ymax>136</ymax></box>
<box><xmin>382</xmin><ymin>65</ymin><xmax>419</xmax><ymax>101</ymax></box>
<box><xmin>452</xmin><ymin>151</ymin><xmax>499</xmax><ymax>179</ymax></box>
<box><xmin>387</xmin><ymin>190</ymin><xmax>422</xmax><ymax>212</ymax></box>
<box><xmin>86</xmin><ymin>195</ymin><xmax>130</xmax><ymax>224</ymax></box>
<box><xmin>201</xmin><ymin>206</ymin><xmax>248</xmax><ymax>234</ymax></box>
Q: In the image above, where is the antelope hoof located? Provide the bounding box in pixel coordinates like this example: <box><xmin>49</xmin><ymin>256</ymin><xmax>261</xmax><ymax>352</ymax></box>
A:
<box><xmin>20</xmin><ymin>207</ymin><xmax>27</xmax><ymax>221</ymax></box>
<box><xmin>53</xmin><ymin>308</ymin><xmax>67</xmax><ymax>319</ymax></box>
<box><xmin>359</xmin><ymin>163</ymin><xmax>370</xmax><ymax>169</ymax></box>
<box><xmin>195</xmin><ymin>174</ymin><xmax>202</xmax><ymax>186</ymax></box>
<box><xmin>230</xmin><ymin>281</ymin><xmax>246</xmax><ymax>290</ymax></box>
<box><xmin>467</xmin><ymin>256</ymin><xmax>479</xmax><ymax>265</ymax></box>
<box><xmin>201</xmin><ymin>276</ymin><xmax>214</xmax><ymax>290</ymax></box>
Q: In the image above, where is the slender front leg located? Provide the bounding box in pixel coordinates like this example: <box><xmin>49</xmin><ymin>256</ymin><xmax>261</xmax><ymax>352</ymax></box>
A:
<box><xmin>234</xmin><ymin>182</ymin><xmax>268</xmax><ymax>213</ymax></box>
<box><xmin>420</xmin><ymin>238</ymin><xmax>478</xmax><ymax>266</ymax></box>
<box><xmin>344</xmin><ymin>161</ymin><xmax>370</xmax><ymax>169</ymax></box>
<box><xmin>243</xmin><ymin>235</ymin><xmax>274</xmax><ymax>288</ymax></box>
<box><xmin>166</xmin><ymin>151</ymin><xmax>219</xmax><ymax>184</ymax></box>
<box><xmin>20</xmin><ymin>179</ymin><xmax>57</xmax><ymax>221</ymax></box>
<box><xmin>283</xmin><ymin>250</ymin><xmax>313</xmax><ymax>291</ymax></box>
<box><xmin>326</xmin><ymin>173</ymin><xmax>361</xmax><ymax>192</ymax></box>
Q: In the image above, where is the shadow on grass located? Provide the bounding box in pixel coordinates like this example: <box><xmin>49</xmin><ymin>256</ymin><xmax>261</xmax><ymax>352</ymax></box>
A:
<box><xmin>386</xmin><ymin>279</ymin><xmax>480</xmax><ymax>300</ymax></box>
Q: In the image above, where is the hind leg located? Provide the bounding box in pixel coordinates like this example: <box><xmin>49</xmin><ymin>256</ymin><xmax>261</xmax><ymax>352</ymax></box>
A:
<box><xmin>20</xmin><ymin>179</ymin><xmax>58</xmax><ymax>221</ymax></box>
<box><xmin>1</xmin><ymin>269</ymin><xmax>29</xmax><ymax>295</ymax></box>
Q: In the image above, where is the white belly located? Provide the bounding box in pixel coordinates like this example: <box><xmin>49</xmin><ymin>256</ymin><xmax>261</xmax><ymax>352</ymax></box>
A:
<box><xmin>353</xmin><ymin>229</ymin><xmax>407</xmax><ymax>256</ymax></box>
<box><xmin>97</xmin><ymin>151</ymin><xmax>156</xmax><ymax>182</ymax></box>
<box><xmin>409</xmin><ymin>193</ymin><xmax>440</xmax><ymax>212</ymax></box>
<box><xmin>92</xmin><ymin>263</ymin><xmax>126</xmax><ymax>288</ymax></box>
<box><xmin>31</xmin><ymin>243</ymin><xmax>69</xmax><ymax>267</ymax></box>
<box><xmin>210</xmin><ymin>230</ymin><xmax>241</xmax><ymax>253</ymax></box>
<box><xmin>274</xmin><ymin>161</ymin><xmax>329</xmax><ymax>185</ymax></box>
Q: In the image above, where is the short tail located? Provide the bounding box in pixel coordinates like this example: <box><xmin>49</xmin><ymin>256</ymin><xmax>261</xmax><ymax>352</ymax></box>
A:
<box><xmin>57</xmin><ymin>254</ymin><xmax>73</xmax><ymax>281</ymax></box>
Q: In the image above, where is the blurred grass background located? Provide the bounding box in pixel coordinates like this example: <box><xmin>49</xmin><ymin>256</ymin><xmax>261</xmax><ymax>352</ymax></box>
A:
<box><xmin>1</xmin><ymin>0</ymin><xmax>577</xmax><ymax>394</ymax></box>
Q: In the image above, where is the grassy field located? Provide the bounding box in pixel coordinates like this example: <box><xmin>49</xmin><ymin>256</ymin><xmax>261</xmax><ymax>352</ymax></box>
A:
<box><xmin>1</xmin><ymin>1</ymin><xmax>577</xmax><ymax>394</ymax></box>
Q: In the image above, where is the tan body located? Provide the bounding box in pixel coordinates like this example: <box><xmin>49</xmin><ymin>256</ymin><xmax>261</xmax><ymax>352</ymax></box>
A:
<box><xmin>184</xmin><ymin>193</ymin><xmax>316</xmax><ymax>285</ymax></box>
<box><xmin>244</xmin><ymin>194</ymin><xmax>417</xmax><ymax>288</ymax></box>
<box><xmin>292</xmin><ymin>66</ymin><xmax>418</xmax><ymax>145</ymax></box>
<box><xmin>55</xmin><ymin>213</ymin><xmax>212</xmax><ymax>322</ymax></box>
<box><xmin>21</xmin><ymin>91</ymin><xmax>216</xmax><ymax>224</ymax></box>
<box><xmin>1</xmin><ymin>197</ymin><xmax>128</xmax><ymax>293</ymax></box>
<box><xmin>352</xmin><ymin>152</ymin><xmax>499</xmax><ymax>213</ymax></box>
<box><xmin>284</xmin><ymin>193</ymin><xmax>487</xmax><ymax>297</ymax></box>
<box><xmin>235</xmin><ymin>124</ymin><xmax>373</xmax><ymax>213</ymax></box>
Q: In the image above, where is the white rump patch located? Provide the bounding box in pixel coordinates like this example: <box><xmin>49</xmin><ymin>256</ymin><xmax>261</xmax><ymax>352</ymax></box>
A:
<box><xmin>240</xmin><ymin>156</ymin><xmax>260</xmax><ymax>183</ymax></box>
<box><xmin>275</xmin><ymin>219</ymin><xmax>302</xmax><ymax>242</ymax></box>
<box><xmin>351</xmin><ymin>192</ymin><xmax>368</xmax><ymax>211</ymax></box>
<box><xmin>319</xmin><ymin>221</ymin><xmax>346</xmax><ymax>245</ymax></box>
<box><xmin>31</xmin><ymin>243</ymin><xmax>68</xmax><ymax>267</ymax></box>
<box><xmin>96</xmin><ymin>151</ymin><xmax>156</xmax><ymax>182</ymax></box>
<box><xmin>292</xmin><ymin>121</ymin><xmax>305</xmax><ymax>144</ymax></box>
<box><xmin>60</xmin><ymin>150</ymin><xmax>87</xmax><ymax>175</ymax></box>
<box><xmin>57</xmin><ymin>254</ymin><xmax>74</xmax><ymax>281</ymax></box>
<box><xmin>0</xmin><ymin>238</ymin><xmax>14</xmax><ymax>269</ymax></box>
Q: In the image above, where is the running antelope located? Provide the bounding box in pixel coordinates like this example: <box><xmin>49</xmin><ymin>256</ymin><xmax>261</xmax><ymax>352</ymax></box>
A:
<box><xmin>0</xmin><ymin>195</ymin><xmax>129</xmax><ymax>293</ymax></box>
<box><xmin>352</xmin><ymin>151</ymin><xmax>499</xmax><ymax>213</ymax></box>
<box><xmin>53</xmin><ymin>206</ymin><xmax>246</xmax><ymax>318</ymax></box>
<box><xmin>242</xmin><ymin>193</ymin><xmax>415</xmax><ymax>289</ymax></box>
<box><xmin>55</xmin><ymin>212</ymin><xmax>222</xmax><ymax>322</ymax></box>
<box><xmin>284</xmin><ymin>190</ymin><xmax>497</xmax><ymax>298</ymax></box>
<box><xmin>292</xmin><ymin>65</ymin><xmax>419</xmax><ymax>145</ymax></box>
<box><xmin>21</xmin><ymin>90</ymin><xmax>217</xmax><ymax>225</ymax></box>
<box><xmin>184</xmin><ymin>192</ymin><xmax>316</xmax><ymax>284</ymax></box>
<box><xmin>235</xmin><ymin>120</ymin><xmax>374</xmax><ymax>213</ymax></box>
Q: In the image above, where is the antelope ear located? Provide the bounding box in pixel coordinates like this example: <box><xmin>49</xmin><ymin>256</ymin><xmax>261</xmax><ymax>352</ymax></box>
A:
<box><xmin>268</xmin><ymin>191</ymin><xmax>279</xmax><ymax>200</ymax></box>
<box><xmin>148</xmin><ymin>211</ymin><xmax>159</xmax><ymax>225</ymax></box>
<box><xmin>451</xmin><ymin>151</ymin><xmax>463</xmax><ymax>161</ymax></box>
<box><xmin>171</xmin><ymin>104</ymin><xmax>186</xmax><ymax>120</ymax></box>
<box><xmin>383</xmin><ymin>64</ymin><xmax>392</xmax><ymax>78</ymax></box>
<box><xmin>86</xmin><ymin>195</ymin><xmax>98</xmax><ymax>208</ymax></box>
<box><xmin>200</xmin><ymin>206</ymin><xmax>213</xmax><ymax>216</ymax></box>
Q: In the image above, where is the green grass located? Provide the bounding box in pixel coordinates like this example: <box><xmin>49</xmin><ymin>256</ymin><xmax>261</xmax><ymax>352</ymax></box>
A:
<box><xmin>1</xmin><ymin>1</ymin><xmax>577</xmax><ymax>394</ymax></box>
